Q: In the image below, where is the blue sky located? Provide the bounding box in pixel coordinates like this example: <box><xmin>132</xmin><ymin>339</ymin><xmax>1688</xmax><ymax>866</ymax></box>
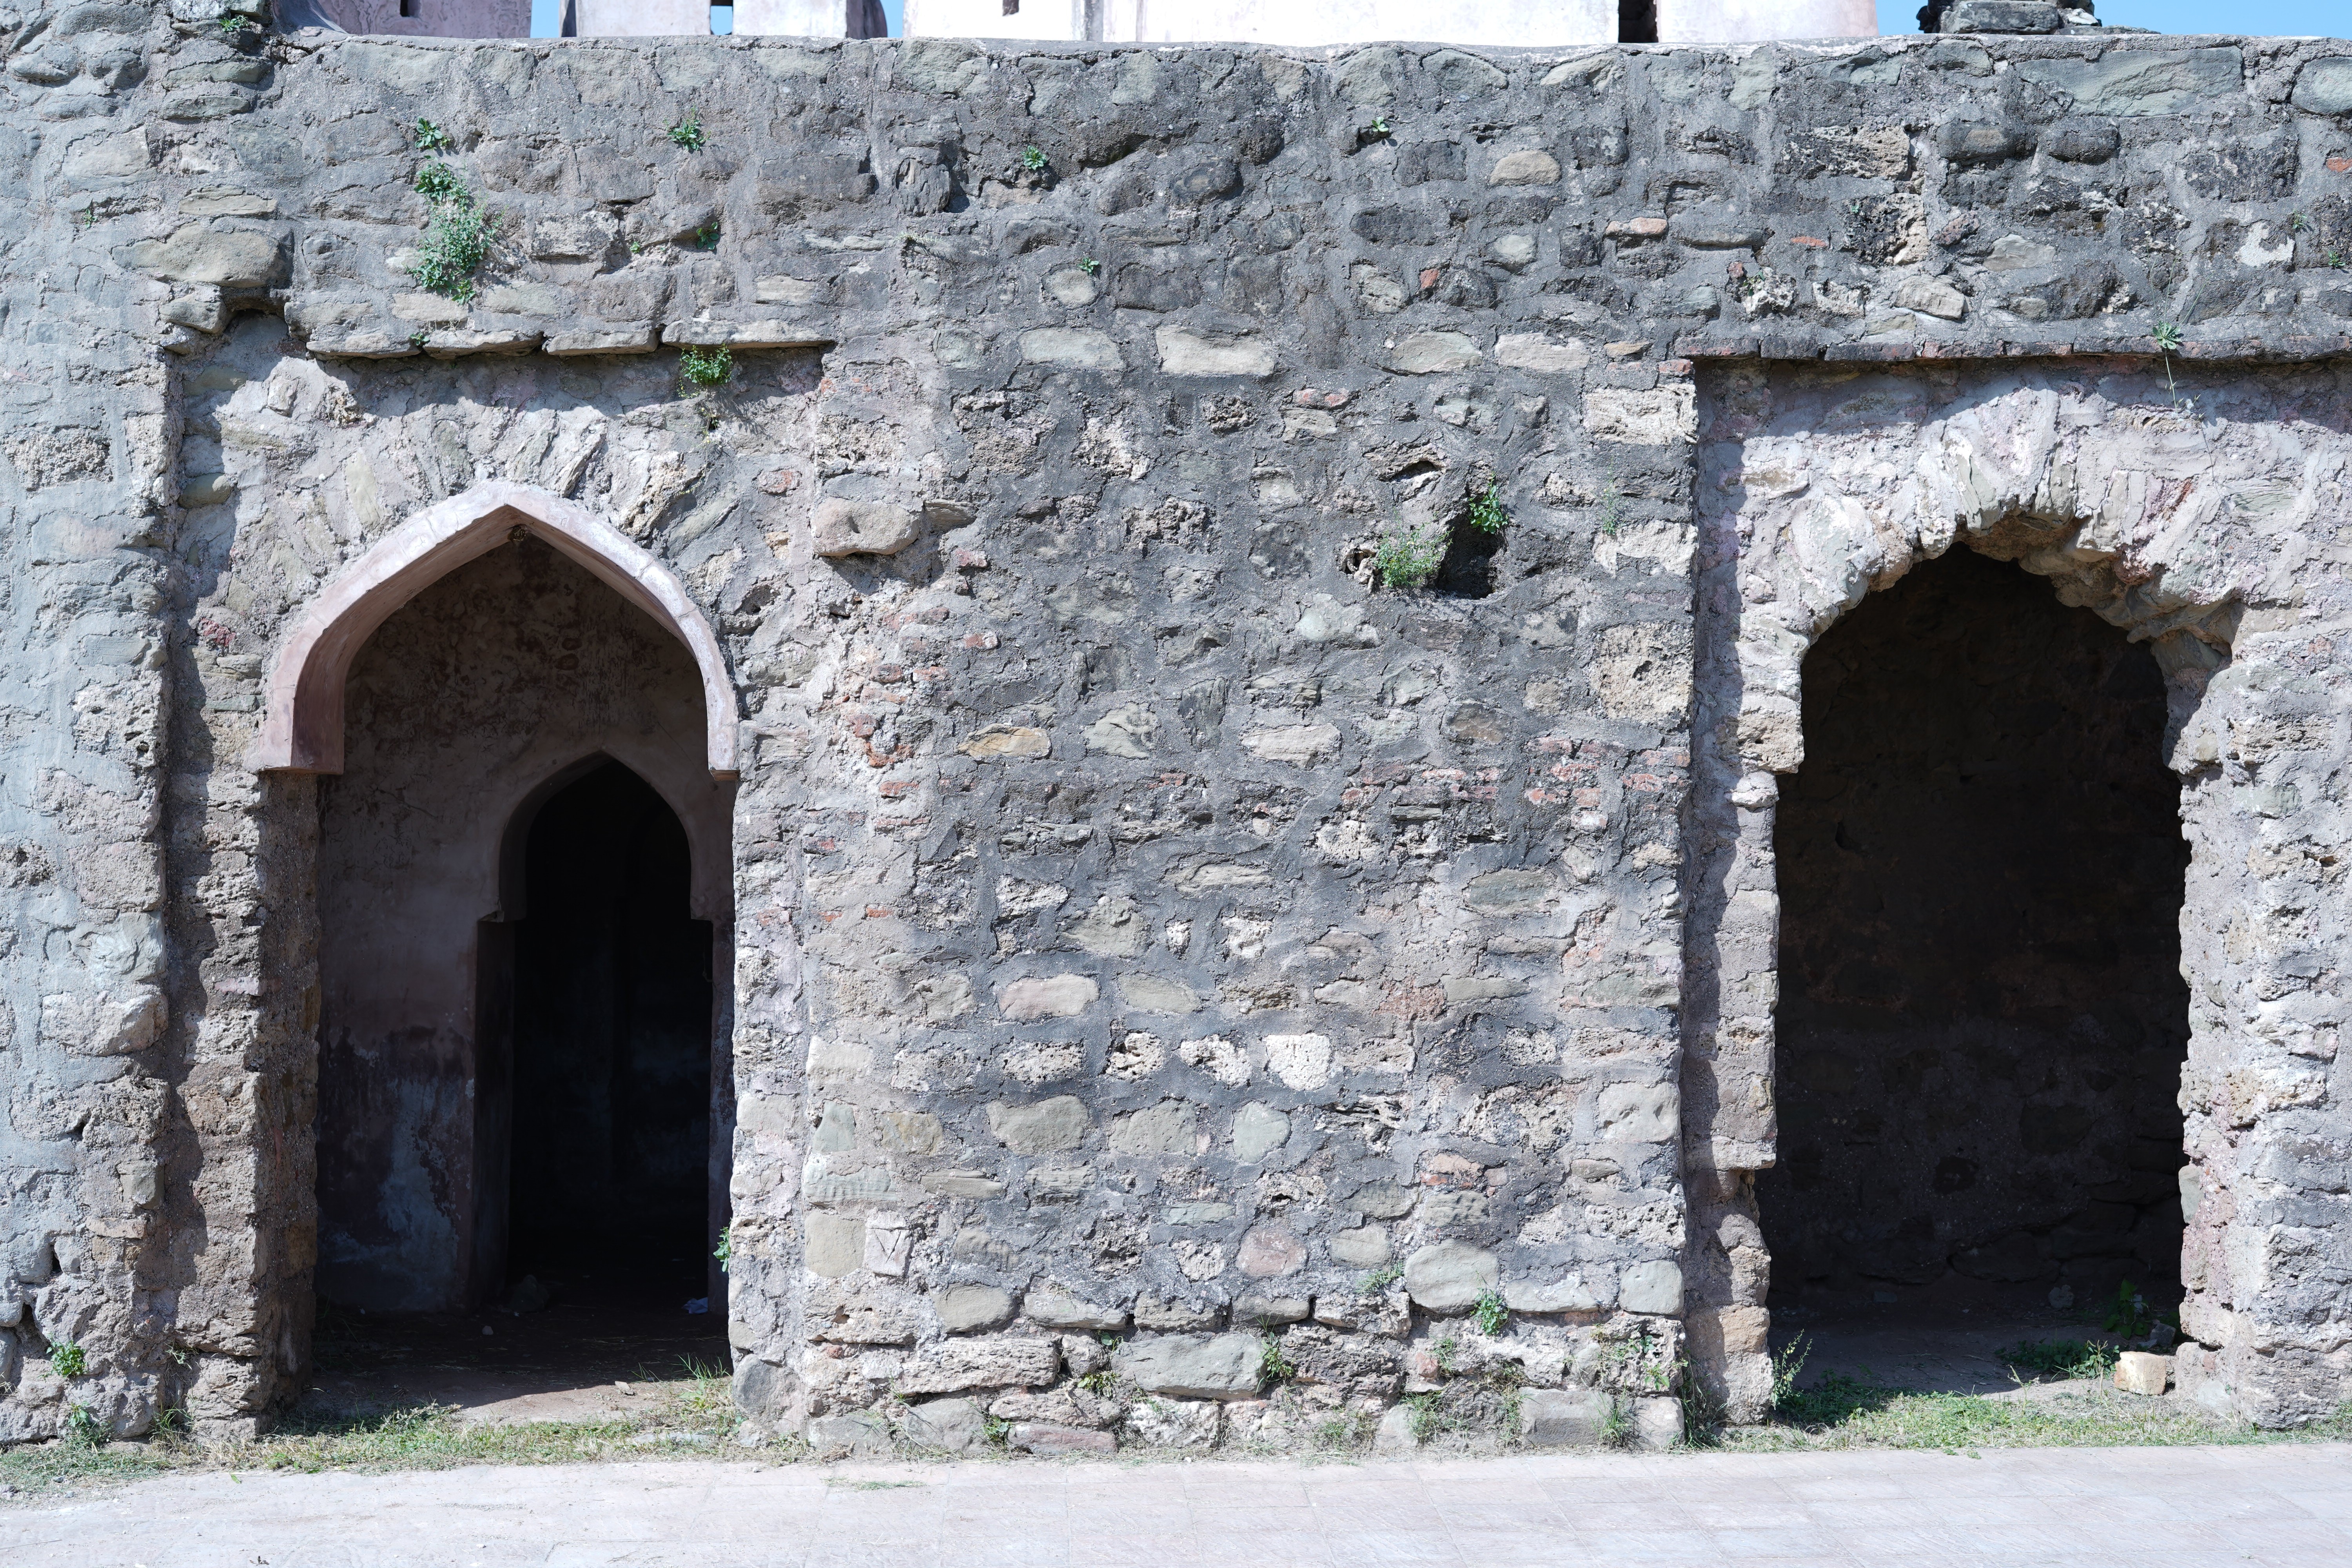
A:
<box><xmin>528</xmin><ymin>1</ymin><xmax>2342</xmax><ymax>40</ymax></box>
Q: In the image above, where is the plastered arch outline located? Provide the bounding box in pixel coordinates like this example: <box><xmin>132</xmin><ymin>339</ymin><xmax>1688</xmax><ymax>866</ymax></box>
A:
<box><xmin>250</xmin><ymin>480</ymin><xmax>739</xmax><ymax>780</ymax></box>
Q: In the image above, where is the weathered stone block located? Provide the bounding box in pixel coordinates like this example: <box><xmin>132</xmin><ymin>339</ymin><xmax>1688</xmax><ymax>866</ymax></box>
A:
<box><xmin>900</xmin><ymin>1396</ymin><xmax>986</xmax><ymax>1451</ymax></box>
<box><xmin>894</xmin><ymin>1335</ymin><xmax>1060</xmax><ymax>1397</ymax></box>
<box><xmin>1116</xmin><ymin>1333</ymin><xmax>1265</xmax><ymax>1399</ymax></box>
<box><xmin>811</xmin><ymin>499</ymin><xmax>922</xmax><ymax>557</ymax></box>
<box><xmin>123</xmin><ymin>224</ymin><xmax>286</xmax><ymax>286</ymax></box>
<box><xmin>1120</xmin><ymin>1396</ymin><xmax>1221</xmax><ymax>1450</ymax></box>
<box><xmin>1009</xmin><ymin>1422</ymin><xmax>1115</xmax><ymax>1456</ymax></box>
<box><xmin>1024</xmin><ymin>1287</ymin><xmax>1129</xmax><ymax>1332</ymax></box>
<box><xmin>1519</xmin><ymin>1387</ymin><xmax>1612</xmax><ymax>1446</ymax></box>
<box><xmin>2116</xmin><ymin>1352</ymin><xmax>2171</xmax><ymax>1396</ymax></box>
<box><xmin>1619</xmin><ymin>1261</ymin><xmax>1684</xmax><ymax>1316</ymax></box>
<box><xmin>1405</xmin><ymin>1241</ymin><xmax>1499</xmax><ymax>1313</ymax></box>
<box><xmin>985</xmin><ymin>1096</ymin><xmax>1089</xmax><ymax>1154</ymax></box>
<box><xmin>936</xmin><ymin>1285</ymin><xmax>1015</xmax><ymax>1334</ymax></box>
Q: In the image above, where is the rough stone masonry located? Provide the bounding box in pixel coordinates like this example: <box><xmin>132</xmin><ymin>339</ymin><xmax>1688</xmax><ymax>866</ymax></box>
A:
<box><xmin>0</xmin><ymin>2</ymin><xmax>2347</xmax><ymax>1455</ymax></box>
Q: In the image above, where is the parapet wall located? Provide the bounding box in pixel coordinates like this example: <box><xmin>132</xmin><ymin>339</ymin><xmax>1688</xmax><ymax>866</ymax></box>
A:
<box><xmin>1</xmin><ymin>4</ymin><xmax>2347</xmax><ymax>1451</ymax></box>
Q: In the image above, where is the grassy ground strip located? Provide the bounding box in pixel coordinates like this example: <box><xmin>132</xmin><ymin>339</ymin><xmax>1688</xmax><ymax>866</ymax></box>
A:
<box><xmin>6</xmin><ymin>1362</ymin><xmax>2349</xmax><ymax>1498</ymax></box>
<box><xmin>0</xmin><ymin>1359</ymin><xmax>744</xmax><ymax>1499</ymax></box>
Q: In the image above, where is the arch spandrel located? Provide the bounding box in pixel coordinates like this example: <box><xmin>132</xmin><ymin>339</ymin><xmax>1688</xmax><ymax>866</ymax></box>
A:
<box><xmin>249</xmin><ymin>481</ymin><xmax>739</xmax><ymax>780</ymax></box>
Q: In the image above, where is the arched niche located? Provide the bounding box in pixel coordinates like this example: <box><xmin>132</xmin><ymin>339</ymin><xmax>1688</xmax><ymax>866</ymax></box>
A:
<box><xmin>250</xmin><ymin>481</ymin><xmax>739</xmax><ymax>780</ymax></box>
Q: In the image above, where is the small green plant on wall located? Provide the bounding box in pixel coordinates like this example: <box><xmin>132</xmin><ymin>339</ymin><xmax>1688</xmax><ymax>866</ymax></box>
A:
<box><xmin>48</xmin><ymin>1341</ymin><xmax>87</xmax><ymax>1379</ymax></box>
<box><xmin>414</xmin><ymin>118</ymin><xmax>453</xmax><ymax>152</ymax></box>
<box><xmin>1466</xmin><ymin>481</ymin><xmax>1508</xmax><ymax>535</ymax></box>
<box><xmin>668</xmin><ymin>111</ymin><xmax>707</xmax><ymax>152</ymax></box>
<box><xmin>679</xmin><ymin>345</ymin><xmax>734</xmax><ymax>391</ymax></box>
<box><xmin>408</xmin><ymin>165</ymin><xmax>494</xmax><ymax>303</ymax></box>
<box><xmin>1376</xmin><ymin>524</ymin><xmax>1445</xmax><ymax>589</ymax></box>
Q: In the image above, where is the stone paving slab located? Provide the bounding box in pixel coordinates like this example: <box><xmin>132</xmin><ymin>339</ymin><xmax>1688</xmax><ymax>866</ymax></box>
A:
<box><xmin>4</xmin><ymin>1444</ymin><xmax>2348</xmax><ymax>1568</ymax></box>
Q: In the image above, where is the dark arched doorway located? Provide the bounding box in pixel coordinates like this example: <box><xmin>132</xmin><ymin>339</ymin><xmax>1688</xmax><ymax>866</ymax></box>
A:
<box><xmin>490</xmin><ymin>760</ymin><xmax>715</xmax><ymax>1314</ymax></box>
<box><xmin>307</xmin><ymin>535</ymin><xmax>735</xmax><ymax>1413</ymax></box>
<box><xmin>1758</xmin><ymin>548</ymin><xmax>2189</xmax><ymax>1376</ymax></box>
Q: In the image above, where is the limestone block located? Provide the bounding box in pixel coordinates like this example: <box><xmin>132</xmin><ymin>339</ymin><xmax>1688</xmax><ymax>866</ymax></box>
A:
<box><xmin>1331</xmin><ymin>1226</ymin><xmax>1390</xmax><ymax>1266</ymax></box>
<box><xmin>1241</xmin><ymin>723</ymin><xmax>1341</xmax><ymax>766</ymax></box>
<box><xmin>1231</xmin><ymin>1294</ymin><xmax>1312</xmax><ymax>1327</ymax></box>
<box><xmin>1024</xmin><ymin>1287</ymin><xmax>1129</xmax><ymax>1332</ymax></box>
<box><xmin>2115</xmin><ymin>1351</ymin><xmax>2172</xmax><ymax>1396</ymax></box>
<box><xmin>1115</xmin><ymin>1332</ymin><xmax>1266</xmax><ymax>1399</ymax></box>
<box><xmin>1893</xmin><ymin>274</ymin><xmax>1968</xmax><ymax>321</ymax></box>
<box><xmin>1264</xmin><ymin>1034</ymin><xmax>1334</xmax><ymax>1090</ymax></box>
<box><xmin>1388</xmin><ymin>331</ymin><xmax>1483</xmax><ymax>374</ymax></box>
<box><xmin>124</xmin><ymin>224</ymin><xmax>286</xmax><ymax>287</ymax></box>
<box><xmin>1494</xmin><ymin>333</ymin><xmax>1590</xmax><ymax>373</ymax></box>
<box><xmin>1236</xmin><ymin>1225</ymin><xmax>1306</xmax><ymax>1278</ymax></box>
<box><xmin>1505</xmin><ymin>1275</ymin><xmax>1609</xmax><ymax>1314</ymax></box>
<box><xmin>962</xmin><ymin>726</ymin><xmax>1051</xmax><ymax>760</ymax></box>
<box><xmin>1154</xmin><ymin>327</ymin><xmax>1275</xmax><ymax>377</ymax></box>
<box><xmin>807</xmin><ymin>1410</ymin><xmax>893</xmax><ymax>1455</ymax></box>
<box><xmin>1009</xmin><ymin>1422</ymin><xmax>1115</xmax><ymax>1456</ymax></box>
<box><xmin>2294</xmin><ymin>58</ymin><xmax>2352</xmax><ymax>117</ymax></box>
<box><xmin>900</xmin><ymin>1396</ymin><xmax>986</xmax><ymax>1451</ymax></box>
<box><xmin>810</xmin><ymin>499</ymin><xmax>922</xmax><ymax>557</ymax></box>
<box><xmin>1120</xmin><ymin>1396</ymin><xmax>1220</xmax><ymax>1450</ymax></box>
<box><xmin>894</xmin><ymin>1334</ymin><xmax>1060</xmax><ymax>1396</ymax></box>
<box><xmin>1586</xmin><ymin>384</ymin><xmax>1698</xmax><ymax>445</ymax></box>
<box><xmin>1404</xmin><ymin>1241</ymin><xmax>1499</xmax><ymax>1313</ymax></box>
<box><xmin>1632</xmin><ymin>1397</ymin><xmax>1683</xmax><ymax>1450</ymax></box>
<box><xmin>985</xmin><ymin>1096</ymin><xmax>1089</xmax><ymax>1154</ymax></box>
<box><xmin>1232</xmin><ymin>1103</ymin><xmax>1291</xmax><ymax>1162</ymax></box>
<box><xmin>1122</xmin><ymin>975</ymin><xmax>1200</xmax><ymax>1014</ymax></box>
<box><xmin>1620</xmin><ymin>1260</ymin><xmax>1684</xmax><ymax>1316</ymax></box>
<box><xmin>1108</xmin><ymin>1101</ymin><xmax>1197</xmax><ymax>1157</ymax></box>
<box><xmin>1519</xmin><ymin>1387</ymin><xmax>1612</xmax><ymax>1447</ymax></box>
<box><xmin>1018</xmin><ymin>328</ymin><xmax>1123</xmax><ymax>370</ymax></box>
<box><xmin>805</xmin><ymin>1214</ymin><xmax>865</xmax><ymax>1279</ymax></box>
<box><xmin>998</xmin><ymin>976</ymin><xmax>1097</xmax><ymax>1021</ymax></box>
<box><xmin>1374</xmin><ymin>1403</ymin><xmax>1422</xmax><ymax>1452</ymax></box>
<box><xmin>1490</xmin><ymin>149</ymin><xmax>1561</xmax><ymax>186</ymax></box>
<box><xmin>935</xmin><ymin>1284</ymin><xmax>1015</xmax><ymax>1334</ymax></box>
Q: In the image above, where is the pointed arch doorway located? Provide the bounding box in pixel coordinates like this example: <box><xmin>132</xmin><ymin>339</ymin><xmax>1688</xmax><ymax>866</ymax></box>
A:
<box><xmin>272</xmin><ymin>485</ymin><xmax>737</xmax><ymax>1386</ymax></box>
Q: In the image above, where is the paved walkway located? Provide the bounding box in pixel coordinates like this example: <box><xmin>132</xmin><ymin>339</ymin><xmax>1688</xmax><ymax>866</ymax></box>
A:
<box><xmin>4</xmin><ymin>1443</ymin><xmax>2347</xmax><ymax>1567</ymax></box>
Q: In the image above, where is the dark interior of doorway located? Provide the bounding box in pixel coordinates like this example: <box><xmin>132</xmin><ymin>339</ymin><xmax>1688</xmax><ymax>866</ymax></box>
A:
<box><xmin>498</xmin><ymin>759</ymin><xmax>717</xmax><ymax>1327</ymax></box>
<box><xmin>1756</xmin><ymin>548</ymin><xmax>2189</xmax><ymax>1388</ymax></box>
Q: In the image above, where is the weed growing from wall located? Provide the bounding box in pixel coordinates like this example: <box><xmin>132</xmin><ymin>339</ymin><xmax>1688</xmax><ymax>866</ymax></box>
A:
<box><xmin>678</xmin><ymin>345</ymin><xmax>734</xmax><ymax>392</ymax></box>
<box><xmin>1260</xmin><ymin>1334</ymin><xmax>1298</xmax><ymax>1385</ymax></box>
<box><xmin>48</xmin><ymin>1341</ymin><xmax>86</xmax><ymax>1379</ymax></box>
<box><xmin>1473</xmin><ymin>1290</ymin><xmax>1508</xmax><ymax>1337</ymax></box>
<box><xmin>668</xmin><ymin>111</ymin><xmax>706</xmax><ymax>152</ymax></box>
<box><xmin>2152</xmin><ymin>322</ymin><xmax>2194</xmax><ymax>416</ymax></box>
<box><xmin>413</xmin><ymin>118</ymin><xmax>452</xmax><ymax>152</ymax></box>
<box><xmin>407</xmin><ymin>165</ymin><xmax>494</xmax><ymax>303</ymax></box>
<box><xmin>1376</xmin><ymin>524</ymin><xmax>1446</xmax><ymax>588</ymax></box>
<box><xmin>1466</xmin><ymin>482</ymin><xmax>1508</xmax><ymax>535</ymax></box>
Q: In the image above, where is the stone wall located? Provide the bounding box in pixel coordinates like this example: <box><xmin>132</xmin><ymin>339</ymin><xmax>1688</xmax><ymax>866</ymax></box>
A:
<box><xmin>0</xmin><ymin>7</ymin><xmax>2347</xmax><ymax>1449</ymax></box>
